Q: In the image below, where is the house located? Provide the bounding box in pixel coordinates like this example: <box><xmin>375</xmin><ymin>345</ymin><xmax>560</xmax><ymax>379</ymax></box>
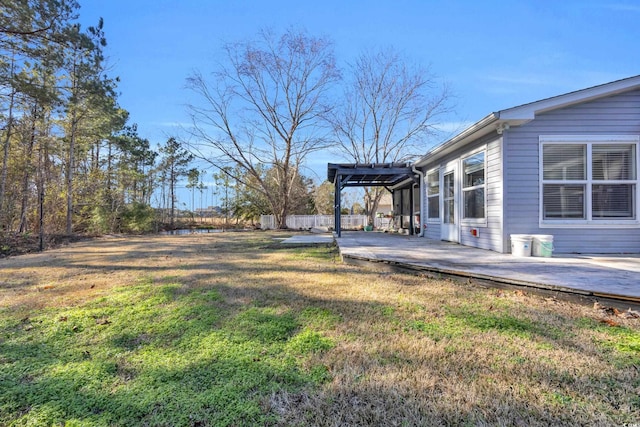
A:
<box><xmin>377</xmin><ymin>192</ymin><xmax>393</xmax><ymax>216</ymax></box>
<box><xmin>413</xmin><ymin>75</ymin><xmax>640</xmax><ymax>254</ymax></box>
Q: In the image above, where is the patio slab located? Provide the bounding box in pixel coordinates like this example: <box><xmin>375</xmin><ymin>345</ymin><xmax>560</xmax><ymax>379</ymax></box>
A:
<box><xmin>279</xmin><ymin>234</ymin><xmax>334</xmax><ymax>244</ymax></box>
<box><xmin>335</xmin><ymin>231</ymin><xmax>640</xmax><ymax>303</ymax></box>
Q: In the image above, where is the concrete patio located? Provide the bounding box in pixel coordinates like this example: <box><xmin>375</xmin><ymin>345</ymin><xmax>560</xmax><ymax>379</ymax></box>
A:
<box><xmin>334</xmin><ymin>231</ymin><xmax>640</xmax><ymax>305</ymax></box>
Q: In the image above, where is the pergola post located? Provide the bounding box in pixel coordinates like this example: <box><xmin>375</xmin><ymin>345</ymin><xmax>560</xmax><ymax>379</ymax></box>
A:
<box><xmin>334</xmin><ymin>175</ymin><xmax>342</xmax><ymax>237</ymax></box>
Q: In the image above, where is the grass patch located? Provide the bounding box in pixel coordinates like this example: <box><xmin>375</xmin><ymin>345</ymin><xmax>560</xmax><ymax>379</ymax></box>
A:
<box><xmin>230</xmin><ymin>307</ymin><xmax>299</xmax><ymax>343</ymax></box>
<box><xmin>1</xmin><ymin>231</ymin><xmax>639</xmax><ymax>426</ymax></box>
<box><xmin>286</xmin><ymin>328</ymin><xmax>335</xmax><ymax>354</ymax></box>
<box><xmin>0</xmin><ymin>282</ymin><xmax>326</xmax><ymax>426</ymax></box>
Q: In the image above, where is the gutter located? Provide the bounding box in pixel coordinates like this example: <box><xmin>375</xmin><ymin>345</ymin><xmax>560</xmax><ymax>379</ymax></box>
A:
<box><xmin>412</xmin><ymin>165</ymin><xmax>425</xmax><ymax>237</ymax></box>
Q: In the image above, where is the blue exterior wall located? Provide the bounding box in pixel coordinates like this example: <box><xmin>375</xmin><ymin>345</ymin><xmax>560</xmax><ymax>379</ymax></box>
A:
<box><xmin>503</xmin><ymin>89</ymin><xmax>640</xmax><ymax>253</ymax></box>
<box><xmin>421</xmin><ymin>133</ymin><xmax>505</xmax><ymax>252</ymax></box>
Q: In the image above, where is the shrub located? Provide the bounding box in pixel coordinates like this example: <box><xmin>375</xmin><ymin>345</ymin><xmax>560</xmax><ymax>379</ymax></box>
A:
<box><xmin>121</xmin><ymin>203</ymin><xmax>156</xmax><ymax>233</ymax></box>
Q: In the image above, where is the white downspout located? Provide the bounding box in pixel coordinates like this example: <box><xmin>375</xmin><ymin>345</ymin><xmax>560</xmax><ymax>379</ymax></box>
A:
<box><xmin>412</xmin><ymin>165</ymin><xmax>425</xmax><ymax>237</ymax></box>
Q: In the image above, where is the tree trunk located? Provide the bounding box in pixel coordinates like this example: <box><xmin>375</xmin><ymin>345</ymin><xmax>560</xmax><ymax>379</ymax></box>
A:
<box><xmin>18</xmin><ymin>108</ymin><xmax>37</xmax><ymax>233</ymax></box>
<box><xmin>38</xmin><ymin>185</ymin><xmax>45</xmax><ymax>251</ymax></box>
<box><xmin>37</xmin><ymin>123</ymin><xmax>46</xmax><ymax>251</ymax></box>
<box><xmin>0</xmin><ymin>55</ymin><xmax>16</xmax><ymax>223</ymax></box>
<box><xmin>160</xmin><ymin>175</ymin><xmax>166</xmax><ymax>223</ymax></box>
<box><xmin>66</xmin><ymin>60</ymin><xmax>78</xmax><ymax>236</ymax></box>
<box><xmin>365</xmin><ymin>187</ymin><xmax>384</xmax><ymax>228</ymax></box>
<box><xmin>169</xmin><ymin>164</ymin><xmax>175</xmax><ymax>229</ymax></box>
<box><xmin>66</xmin><ymin>115</ymin><xmax>76</xmax><ymax>235</ymax></box>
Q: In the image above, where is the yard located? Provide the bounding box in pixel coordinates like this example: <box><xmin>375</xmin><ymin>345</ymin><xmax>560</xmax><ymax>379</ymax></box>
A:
<box><xmin>0</xmin><ymin>232</ymin><xmax>638</xmax><ymax>426</ymax></box>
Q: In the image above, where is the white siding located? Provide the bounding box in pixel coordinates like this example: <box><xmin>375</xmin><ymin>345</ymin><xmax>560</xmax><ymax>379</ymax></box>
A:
<box><xmin>504</xmin><ymin>89</ymin><xmax>640</xmax><ymax>253</ymax></box>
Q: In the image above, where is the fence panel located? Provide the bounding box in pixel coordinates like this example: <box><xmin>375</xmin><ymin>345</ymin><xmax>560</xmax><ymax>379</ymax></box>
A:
<box><xmin>259</xmin><ymin>215</ymin><xmax>276</xmax><ymax>229</ymax></box>
<box><xmin>261</xmin><ymin>215</ymin><xmax>375</xmax><ymax>230</ymax></box>
<box><xmin>259</xmin><ymin>215</ymin><xmax>399</xmax><ymax>230</ymax></box>
<box><xmin>259</xmin><ymin>214</ymin><xmax>400</xmax><ymax>231</ymax></box>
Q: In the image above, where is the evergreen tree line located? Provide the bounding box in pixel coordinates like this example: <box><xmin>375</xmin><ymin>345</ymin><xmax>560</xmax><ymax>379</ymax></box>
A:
<box><xmin>0</xmin><ymin>2</ymin><xmax>335</xmax><ymax>240</ymax></box>
<box><xmin>0</xmin><ymin>0</ymin><xmax>149</xmax><ymax>236</ymax></box>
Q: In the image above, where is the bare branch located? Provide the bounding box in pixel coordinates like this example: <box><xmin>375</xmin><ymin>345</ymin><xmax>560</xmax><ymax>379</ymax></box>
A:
<box><xmin>328</xmin><ymin>48</ymin><xmax>453</xmax><ymax>221</ymax></box>
<box><xmin>185</xmin><ymin>28</ymin><xmax>339</xmax><ymax>228</ymax></box>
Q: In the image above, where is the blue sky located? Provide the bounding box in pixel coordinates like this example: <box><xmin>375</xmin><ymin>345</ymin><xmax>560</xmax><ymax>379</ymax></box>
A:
<box><xmin>78</xmin><ymin>0</ymin><xmax>640</xmax><ymax>207</ymax></box>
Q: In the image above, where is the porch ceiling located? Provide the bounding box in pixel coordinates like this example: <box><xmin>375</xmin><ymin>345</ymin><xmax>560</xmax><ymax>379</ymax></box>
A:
<box><xmin>327</xmin><ymin>163</ymin><xmax>417</xmax><ymax>188</ymax></box>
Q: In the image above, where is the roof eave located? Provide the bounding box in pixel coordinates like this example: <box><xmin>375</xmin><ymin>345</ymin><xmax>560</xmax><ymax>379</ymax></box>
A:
<box><xmin>415</xmin><ymin>113</ymin><xmax>500</xmax><ymax>167</ymax></box>
<box><xmin>500</xmin><ymin>75</ymin><xmax>640</xmax><ymax>120</ymax></box>
<box><xmin>415</xmin><ymin>74</ymin><xmax>640</xmax><ymax>169</ymax></box>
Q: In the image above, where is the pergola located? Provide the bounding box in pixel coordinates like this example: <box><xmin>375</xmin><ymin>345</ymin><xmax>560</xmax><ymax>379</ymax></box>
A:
<box><xmin>327</xmin><ymin>163</ymin><xmax>420</xmax><ymax>237</ymax></box>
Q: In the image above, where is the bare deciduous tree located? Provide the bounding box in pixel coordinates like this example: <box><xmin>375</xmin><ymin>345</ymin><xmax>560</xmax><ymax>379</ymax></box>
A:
<box><xmin>185</xmin><ymin>28</ymin><xmax>340</xmax><ymax>229</ymax></box>
<box><xmin>330</xmin><ymin>48</ymin><xmax>452</xmax><ymax>225</ymax></box>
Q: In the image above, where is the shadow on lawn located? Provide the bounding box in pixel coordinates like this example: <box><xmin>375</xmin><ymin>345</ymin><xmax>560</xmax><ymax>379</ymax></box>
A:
<box><xmin>2</xmin><ymin>278</ymin><xmax>638</xmax><ymax>426</ymax></box>
<box><xmin>1</xmin><ymin>233</ymin><xmax>638</xmax><ymax>426</ymax></box>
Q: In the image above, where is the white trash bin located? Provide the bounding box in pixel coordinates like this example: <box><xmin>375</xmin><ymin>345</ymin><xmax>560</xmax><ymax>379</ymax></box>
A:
<box><xmin>531</xmin><ymin>235</ymin><xmax>554</xmax><ymax>257</ymax></box>
<box><xmin>510</xmin><ymin>234</ymin><xmax>532</xmax><ymax>257</ymax></box>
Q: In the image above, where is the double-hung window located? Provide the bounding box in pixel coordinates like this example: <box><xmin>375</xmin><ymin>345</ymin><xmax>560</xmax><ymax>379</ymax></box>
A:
<box><xmin>462</xmin><ymin>151</ymin><xmax>486</xmax><ymax>221</ymax></box>
<box><xmin>426</xmin><ymin>170</ymin><xmax>440</xmax><ymax>221</ymax></box>
<box><xmin>540</xmin><ymin>135</ymin><xmax>639</xmax><ymax>224</ymax></box>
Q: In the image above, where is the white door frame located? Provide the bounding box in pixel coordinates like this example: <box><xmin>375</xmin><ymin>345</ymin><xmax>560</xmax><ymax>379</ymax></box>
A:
<box><xmin>441</xmin><ymin>161</ymin><xmax>460</xmax><ymax>242</ymax></box>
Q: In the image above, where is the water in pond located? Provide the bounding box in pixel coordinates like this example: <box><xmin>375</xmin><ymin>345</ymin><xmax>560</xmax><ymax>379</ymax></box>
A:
<box><xmin>162</xmin><ymin>229</ymin><xmax>224</xmax><ymax>235</ymax></box>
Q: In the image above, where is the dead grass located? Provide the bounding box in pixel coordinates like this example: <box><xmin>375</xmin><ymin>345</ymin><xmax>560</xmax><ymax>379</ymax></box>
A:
<box><xmin>0</xmin><ymin>231</ymin><xmax>638</xmax><ymax>426</ymax></box>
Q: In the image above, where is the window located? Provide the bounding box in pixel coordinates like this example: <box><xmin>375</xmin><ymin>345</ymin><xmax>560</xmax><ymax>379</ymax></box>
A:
<box><xmin>542</xmin><ymin>144</ymin><xmax>586</xmax><ymax>219</ymax></box>
<box><xmin>593</xmin><ymin>144</ymin><xmax>635</xmax><ymax>218</ymax></box>
<box><xmin>541</xmin><ymin>136</ymin><xmax>638</xmax><ymax>223</ymax></box>
<box><xmin>426</xmin><ymin>170</ymin><xmax>439</xmax><ymax>220</ymax></box>
<box><xmin>462</xmin><ymin>151</ymin><xmax>485</xmax><ymax>220</ymax></box>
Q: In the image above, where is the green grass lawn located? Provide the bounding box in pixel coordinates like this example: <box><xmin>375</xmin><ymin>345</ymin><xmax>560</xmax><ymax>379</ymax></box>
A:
<box><xmin>0</xmin><ymin>232</ymin><xmax>638</xmax><ymax>426</ymax></box>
